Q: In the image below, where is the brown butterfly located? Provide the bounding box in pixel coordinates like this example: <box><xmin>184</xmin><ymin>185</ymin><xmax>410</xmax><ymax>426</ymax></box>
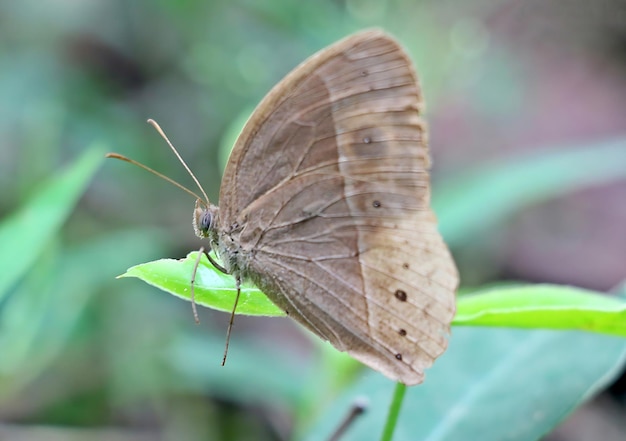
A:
<box><xmin>191</xmin><ymin>29</ymin><xmax>458</xmax><ymax>385</ymax></box>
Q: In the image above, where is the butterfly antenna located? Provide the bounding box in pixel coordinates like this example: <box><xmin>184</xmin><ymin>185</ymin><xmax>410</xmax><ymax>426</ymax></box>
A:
<box><xmin>222</xmin><ymin>276</ymin><xmax>241</xmax><ymax>366</ymax></box>
<box><xmin>147</xmin><ymin>119</ymin><xmax>211</xmax><ymax>207</ymax></box>
<box><xmin>105</xmin><ymin>153</ymin><xmax>205</xmax><ymax>202</ymax></box>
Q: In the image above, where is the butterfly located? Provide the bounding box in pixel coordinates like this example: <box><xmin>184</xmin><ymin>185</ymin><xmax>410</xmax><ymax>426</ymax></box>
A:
<box><xmin>190</xmin><ymin>29</ymin><xmax>458</xmax><ymax>385</ymax></box>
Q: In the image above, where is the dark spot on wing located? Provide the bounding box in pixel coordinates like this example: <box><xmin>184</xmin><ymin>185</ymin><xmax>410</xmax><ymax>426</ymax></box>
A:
<box><xmin>398</xmin><ymin>329</ymin><xmax>407</xmax><ymax>336</ymax></box>
<box><xmin>395</xmin><ymin>353</ymin><xmax>403</xmax><ymax>360</ymax></box>
<box><xmin>394</xmin><ymin>289</ymin><xmax>407</xmax><ymax>302</ymax></box>
<box><xmin>372</xmin><ymin>200</ymin><xmax>381</xmax><ymax>208</ymax></box>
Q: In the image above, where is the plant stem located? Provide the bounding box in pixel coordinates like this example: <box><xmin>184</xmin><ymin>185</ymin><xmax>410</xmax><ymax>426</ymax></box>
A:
<box><xmin>380</xmin><ymin>382</ymin><xmax>407</xmax><ymax>441</ymax></box>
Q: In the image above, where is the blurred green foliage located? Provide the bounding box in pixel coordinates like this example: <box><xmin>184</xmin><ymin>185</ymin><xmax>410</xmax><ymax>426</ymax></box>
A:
<box><xmin>1</xmin><ymin>1</ymin><xmax>625</xmax><ymax>440</ymax></box>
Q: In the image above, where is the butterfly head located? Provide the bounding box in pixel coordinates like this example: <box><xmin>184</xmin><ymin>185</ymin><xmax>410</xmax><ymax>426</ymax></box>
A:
<box><xmin>193</xmin><ymin>199</ymin><xmax>218</xmax><ymax>239</ymax></box>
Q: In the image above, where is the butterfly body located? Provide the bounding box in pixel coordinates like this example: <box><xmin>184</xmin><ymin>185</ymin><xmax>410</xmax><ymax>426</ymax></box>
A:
<box><xmin>194</xmin><ymin>30</ymin><xmax>458</xmax><ymax>385</ymax></box>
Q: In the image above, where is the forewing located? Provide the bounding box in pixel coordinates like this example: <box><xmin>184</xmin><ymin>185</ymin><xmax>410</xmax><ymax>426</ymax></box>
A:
<box><xmin>220</xmin><ymin>30</ymin><xmax>458</xmax><ymax>385</ymax></box>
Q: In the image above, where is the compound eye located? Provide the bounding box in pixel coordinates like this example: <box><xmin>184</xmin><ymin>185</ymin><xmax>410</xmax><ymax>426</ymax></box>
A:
<box><xmin>200</xmin><ymin>210</ymin><xmax>212</xmax><ymax>232</ymax></box>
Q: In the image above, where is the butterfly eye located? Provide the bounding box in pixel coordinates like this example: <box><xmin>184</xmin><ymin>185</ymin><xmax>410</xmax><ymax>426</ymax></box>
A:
<box><xmin>199</xmin><ymin>210</ymin><xmax>212</xmax><ymax>232</ymax></box>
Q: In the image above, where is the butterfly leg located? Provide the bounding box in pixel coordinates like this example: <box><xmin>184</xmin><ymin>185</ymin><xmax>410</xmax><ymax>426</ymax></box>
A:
<box><xmin>222</xmin><ymin>275</ymin><xmax>241</xmax><ymax>366</ymax></box>
<box><xmin>203</xmin><ymin>247</ymin><xmax>229</xmax><ymax>274</ymax></box>
<box><xmin>192</xmin><ymin>245</ymin><xmax>241</xmax><ymax>366</ymax></box>
<box><xmin>190</xmin><ymin>246</ymin><xmax>229</xmax><ymax>323</ymax></box>
<box><xmin>189</xmin><ymin>249</ymin><xmax>205</xmax><ymax>324</ymax></box>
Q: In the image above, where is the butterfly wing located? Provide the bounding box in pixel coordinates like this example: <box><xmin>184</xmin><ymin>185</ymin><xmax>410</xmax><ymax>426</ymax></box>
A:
<box><xmin>218</xmin><ymin>30</ymin><xmax>458</xmax><ymax>385</ymax></box>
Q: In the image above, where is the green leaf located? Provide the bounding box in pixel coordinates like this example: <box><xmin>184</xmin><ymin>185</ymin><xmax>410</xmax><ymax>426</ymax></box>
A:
<box><xmin>434</xmin><ymin>138</ymin><xmax>626</xmax><ymax>246</ymax></box>
<box><xmin>122</xmin><ymin>255</ymin><xmax>626</xmax><ymax>338</ymax></box>
<box><xmin>119</xmin><ymin>251</ymin><xmax>284</xmax><ymax>316</ymax></box>
<box><xmin>0</xmin><ymin>147</ymin><xmax>104</xmax><ymax>300</ymax></box>
<box><xmin>303</xmin><ymin>328</ymin><xmax>626</xmax><ymax>441</ymax></box>
<box><xmin>454</xmin><ymin>284</ymin><xmax>626</xmax><ymax>336</ymax></box>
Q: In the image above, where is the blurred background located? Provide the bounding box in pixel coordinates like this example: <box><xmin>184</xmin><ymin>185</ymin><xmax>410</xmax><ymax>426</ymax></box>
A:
<box><xmin>1</xmin><ymin>0</ymin><xmax>625</xmax><ymax>440</ymax></box>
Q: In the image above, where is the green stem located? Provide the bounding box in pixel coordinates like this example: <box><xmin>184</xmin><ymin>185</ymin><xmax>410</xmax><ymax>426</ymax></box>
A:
<box><xmin>380</xmin><ymin>382</ymin><xmax>407</xmax><ymax>441</ymax></box>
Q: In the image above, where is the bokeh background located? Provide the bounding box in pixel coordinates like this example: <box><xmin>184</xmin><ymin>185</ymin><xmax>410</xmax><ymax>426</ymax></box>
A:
<box><xmin>1</xmin><ymin>0</ymin><xmax>625</xmax><ymax>440</ymax></box>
